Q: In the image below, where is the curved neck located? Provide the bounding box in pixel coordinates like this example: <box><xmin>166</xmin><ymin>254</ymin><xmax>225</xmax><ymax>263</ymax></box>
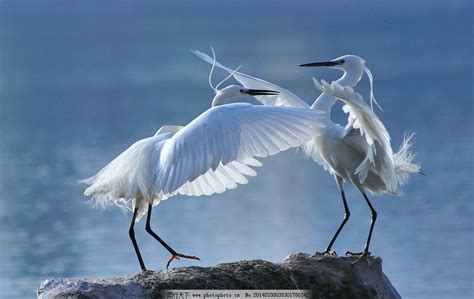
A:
<box><xmin>339</xmin><ymin>66</ymin><xmax>364</xmax><ymax>87</ymax></box>
<box><xmin>311</xmin><ymin>67</ymin><xmax>364</xmax><ymax>115</ymax></box>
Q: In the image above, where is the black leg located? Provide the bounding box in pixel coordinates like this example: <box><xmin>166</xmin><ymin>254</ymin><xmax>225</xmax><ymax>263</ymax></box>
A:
<box><xmin>145</xmin><ymin>203</ymin><xmax>200</xmax><ymax>269</ymax></box>
<box><xmin>129</xmin><ymin>208</ymin><xmax>147</xmax><ymax>271</ymax></box>
<box><xmin>361</xmin><ymin>192</ymin><xmax>377</xmax><ymax>253</ymax></box>
<box><xmin>315</xmin><ymin>176</ymin><xmax>350</xmax><ymax>256</ymax></box>
<box><xmin>315</xmin><ymin>190</ymin><xmax>350</xmax><ymax>256</ymax></box>
<box><xmin>325</xmin><ymin>190</ymin><xmax>351</xmax><ymax>252</ymax></box>
<box><xmin>346</xmin><ymin>191</ymin><xmax>377</xmax><ymax>265</ymax></box>
<box><xmin>145</xmin><ymin>203</ymin><xmax>178</xmax><ymax>255</ymax></box>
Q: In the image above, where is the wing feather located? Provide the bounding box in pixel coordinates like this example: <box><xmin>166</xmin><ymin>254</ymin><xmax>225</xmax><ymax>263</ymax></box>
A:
<box><xmin>313</xmin><ymin>79</ymin><xmax>398</xmax><ymax>192</ymax></box>
<box><xmin>157</xmin><ymin>103</ymin><xmax>324</xmax><ymax>196</ymax></box>
<box><xmin>231</xmin><ymin>161</ymin><xmax>257</xmax><ymax>177</ymax></box>
<box><xmin>83</xmin><ymin>103</ymin><xmax>324</xmax><ymax>215</ymax></box>
<box><xmin>214</xmin><ymin>165</ymin><xmax>238</xmax><ymax>189</ymax></box>
<box><xmin>242</xmin><ymin>157</ymin><xmax>262</xmax><ymax>167</ymax></box>
<box><xmin>198</xmin><ymin>175</ymin><xmax>214</xmax><ymax>196</ymax></box>
<box><xmin>207</xmin><ymin>171</ymin><xmax>226</xmax><ymax>193</ymax></box>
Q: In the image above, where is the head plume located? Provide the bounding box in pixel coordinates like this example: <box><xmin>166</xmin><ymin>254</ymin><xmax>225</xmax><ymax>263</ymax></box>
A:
<box><xmin>207</xmin><ymin>46</ymin><xmax>242</xmax><ymax>92</ymax></box>
<box><xmin>362</xmin><ymin>64</ymin><xmax>382</xmax><ymax>111</ymax></box>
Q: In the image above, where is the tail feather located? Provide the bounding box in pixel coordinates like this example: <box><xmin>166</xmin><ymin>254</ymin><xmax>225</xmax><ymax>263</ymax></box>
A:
<box><xmin>393</xmin><ymin>133</ymin><xmax>422</xmax><ymax>187</ymax></box>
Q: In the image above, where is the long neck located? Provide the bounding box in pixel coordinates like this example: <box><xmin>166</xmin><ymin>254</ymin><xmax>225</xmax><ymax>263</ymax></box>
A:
<box><xmin>310</xmin><ymin>67</ymin><xmax>364</xmax><ymax>115</ymax></box>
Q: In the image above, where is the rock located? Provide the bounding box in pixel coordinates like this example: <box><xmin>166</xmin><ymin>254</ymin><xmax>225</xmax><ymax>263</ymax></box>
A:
<box><xmin>37</xmin><ymin>253</ymin><xmax>401</xmax><ymax>299</ymax></box>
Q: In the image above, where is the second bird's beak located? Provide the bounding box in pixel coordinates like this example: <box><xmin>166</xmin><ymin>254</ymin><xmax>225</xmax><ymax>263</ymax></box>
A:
<box><xmin>244</xmin><ymin>89</ymin><xmax>279</xmax><ymax>96</ymax></box>
<box><xmin>299</xmin><ymin>61</ymin><xmax>339</xmax><ymax>67</ymax></box>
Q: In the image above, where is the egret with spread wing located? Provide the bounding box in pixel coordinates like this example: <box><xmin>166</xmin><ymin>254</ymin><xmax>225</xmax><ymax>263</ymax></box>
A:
<box><xmin>81</xmin><ymin>53</ymin><xmax>325</xmax><ymax>271</ymax></box>
<box><xmin>193</xmin><ymin>50</ymin><xmax>421</xmax><ymax>262</ymax></box>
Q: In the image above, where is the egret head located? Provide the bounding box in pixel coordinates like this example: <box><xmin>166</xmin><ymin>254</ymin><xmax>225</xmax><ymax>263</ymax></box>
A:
<box><xmin>300</xmin><ymin>54</ymin><xmax>381</xmax><ymax>110</ymax></box>
<box><xmin>212</xmin><ymin>85</ymin><xmax>278</xmax><ymax>106</ymax></box>
<box><xmin>300</xmin><ymin>55</ymin><xmax>365</xmax><ymax>74</ymax></box>
<box><xmin>205</xmin><ymin>47</ymin><xmax>278</xmax><ymax>106</ymax></box>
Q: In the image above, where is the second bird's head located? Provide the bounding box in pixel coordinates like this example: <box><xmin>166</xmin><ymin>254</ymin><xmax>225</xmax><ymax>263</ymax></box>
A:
<box><xmin>203</xmin><ymin>47</ymin><xmax>279</xmax><ymax>107</ymax></box>
<box><xmin>212</xmin><ymin>85</ymin><xmax>279</xmax><ymax>107</ymax></box>
<box><xmin>299</xmin><ymin>54</ymin><xmax>380</xmax><ymax>110</ymax></box>
<box><xmin>299</xmin><ymin>54</ymin><xmax>366</xmax><ymax>73</ymax></box>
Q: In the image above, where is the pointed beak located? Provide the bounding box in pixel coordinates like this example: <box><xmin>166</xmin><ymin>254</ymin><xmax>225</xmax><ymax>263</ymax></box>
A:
<box><xmin>299</xmin><ymin>61</ymin><xmax>339</xmax><ymax>67</ymax></box>
<box><xmin>243</xmin><ymin>89</ymin><xmax>279</xmax><ymax>96</ymax></box>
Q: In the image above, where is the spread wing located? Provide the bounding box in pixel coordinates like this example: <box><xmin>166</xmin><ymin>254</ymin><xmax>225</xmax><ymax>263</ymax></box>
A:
<box><xmin>313</xmin><ymin>79</ymin><xmax>398</xmax><ymax>192</ymax></box>
<box><xmin>82</xmin><ymin>104</ymin><xmax>324</xmax><ymax>222</ymax></box>
<box><xmin>156</xmin><ymin>103</ymin><xmax>324</xmax><ymax>196</ymax></box>
<box><xmin>192</xmin><ymin>49</ymin><xmax>309</xmax><ymax>108</ymax></box>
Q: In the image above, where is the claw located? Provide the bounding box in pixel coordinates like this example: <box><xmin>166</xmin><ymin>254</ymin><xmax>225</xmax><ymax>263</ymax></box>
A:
<box><xmin>166</xmin><ymin>253</ymin><xmax>200</xmax><ymax>269</ymax></box>
<box><xmin>312</xmin><ymin>250</ymin><xmax>337</xmax><ymax>257</ymax></box>
<box><xmin>346</xmin><ymin>251</ymin><xmax>372</xmax><ymax>267</ymax></box>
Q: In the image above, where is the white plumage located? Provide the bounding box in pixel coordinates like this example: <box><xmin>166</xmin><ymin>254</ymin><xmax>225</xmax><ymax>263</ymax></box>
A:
<box><xmin>82</xmin><ymin>47</ymin><xmax>329</xmax><ymax>271</ymax></box>
<box><xmin>82</xmin><ymin>76</ymin><xmax>325</xmax><ymax>271</ymax></box>
<box><xmin>311</xmin><ymin>79</ymin><xmax>421</xmax><ymax>194</ymax></box>
<box><xmin>83</xmin><ymin>103</ymin><xmax>324</xmax><ymax>222</ymax></box>
<box><xmin>193</xmin><ymin>50</ymin><xmax>421</xmax><ymax>192</ymax></box>
<box><xmin>193</xmin><ymin>50</ymin><xmax>422</xmax><ymax>262</ymax></box>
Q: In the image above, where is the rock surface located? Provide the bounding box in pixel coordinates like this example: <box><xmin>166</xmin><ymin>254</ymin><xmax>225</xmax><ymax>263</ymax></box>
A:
<box><xmin>37</xmin><ymin>253</ymin><xmax>401</xmax><ymax>299</ymax></box>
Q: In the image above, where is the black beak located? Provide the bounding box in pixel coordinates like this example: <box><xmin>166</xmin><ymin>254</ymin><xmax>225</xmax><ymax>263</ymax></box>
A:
<box><xmin>299</xmin><ymin>61</ymin><xmax>339</xmax><ymax>67</ymax></box>
<box><xmin>244</xmin><ymin>89</ymin><xmax>279</xmax><ymax>96</ymax></box>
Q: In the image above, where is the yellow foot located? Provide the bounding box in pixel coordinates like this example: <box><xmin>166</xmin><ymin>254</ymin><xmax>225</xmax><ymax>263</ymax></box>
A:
<box><xmin>346</xmin><ymin>251</ymin><xmax>371</xmax><ymax>267</ymax></box>
<box><xmin>166</xmin><ymin>253</ymin><xmax>200</xmax><ymax>269</ymax></box>
<box><xmin>312</xmin><ymin>250</ymin><xmax>337</xmax><ymax>257</ymax></box>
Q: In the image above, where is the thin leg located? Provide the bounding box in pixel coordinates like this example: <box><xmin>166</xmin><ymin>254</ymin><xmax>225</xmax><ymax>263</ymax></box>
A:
<box><xmin>315</xmin><ymin>176</ymin><xmax>350</xmax><ymax>256</ymax></box>
<box><xmin>361</xmin><ymin>191</ymin><xmax>377</xmax><ymax>253</ymax></box>
<box><xmin>346</xmin><ymin>190</ymin><xmax>377</xmax><ymax>265</ymax></box>
<box><xmin>316</xmin><ymin>190</ymin><xmax>350</xmax><ymax>256</ymax></box>
<box><xmin>129</xmin><ymin>208</ymin><xmax>147</xmax><ymax>271</ymax></box>
<box><xmin>145</xmin><ymin>203</ymin><xmax>200</xmax><ymax>269</ymax></box>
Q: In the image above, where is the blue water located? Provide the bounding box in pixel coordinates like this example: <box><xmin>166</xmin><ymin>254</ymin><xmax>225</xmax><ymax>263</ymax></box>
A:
<box><xmin>0</xmin><ymin>1</ymin><xmax>472</xmax><ymax>298</ymax></box>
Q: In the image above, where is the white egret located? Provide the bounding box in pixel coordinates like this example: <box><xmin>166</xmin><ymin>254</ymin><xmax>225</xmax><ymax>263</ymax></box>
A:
<box><xmin>193</xmin><ymin>50</ymin><xmax>422</xmax><ymax>262</ymax></box>
<box><xmin>81</xmin><ymin>54</ymin><xmax>325</xmax><ymax>271</ymax></box>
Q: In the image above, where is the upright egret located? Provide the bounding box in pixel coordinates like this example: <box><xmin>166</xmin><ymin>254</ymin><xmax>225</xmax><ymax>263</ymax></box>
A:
<box><xmin>81</xmin><ymin>55</ymin><xmax>325</xmax><ymax>271</ymax></box>
<box><xmin>193</xmin><ymin>50</ymin><xmax>422</xmax><ymax>262</ymax></box>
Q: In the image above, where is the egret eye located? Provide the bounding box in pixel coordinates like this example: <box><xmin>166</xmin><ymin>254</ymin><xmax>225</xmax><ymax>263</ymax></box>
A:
<box><xmin>240</xmin><ymin>89</ymin><xmax>244</xmax><ymax>93</ymax></box>
<box><xmin>340</xmin><ymin>59</ymin><xmax>345</xmax><ymax>64</ymax></box>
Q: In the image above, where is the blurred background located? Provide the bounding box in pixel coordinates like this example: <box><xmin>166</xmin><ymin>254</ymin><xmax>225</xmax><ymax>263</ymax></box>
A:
<box><xmin>0</xmin><ymin>1</ymin><xmax>472</xmax><ymax>298</ymax></box>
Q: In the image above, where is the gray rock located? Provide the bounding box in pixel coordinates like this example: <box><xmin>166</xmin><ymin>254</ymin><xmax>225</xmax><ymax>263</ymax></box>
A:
<box><xmin>37</xmin><ymin>253</ymin><xmax>401</xmax><ymax>299</ymax></box>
